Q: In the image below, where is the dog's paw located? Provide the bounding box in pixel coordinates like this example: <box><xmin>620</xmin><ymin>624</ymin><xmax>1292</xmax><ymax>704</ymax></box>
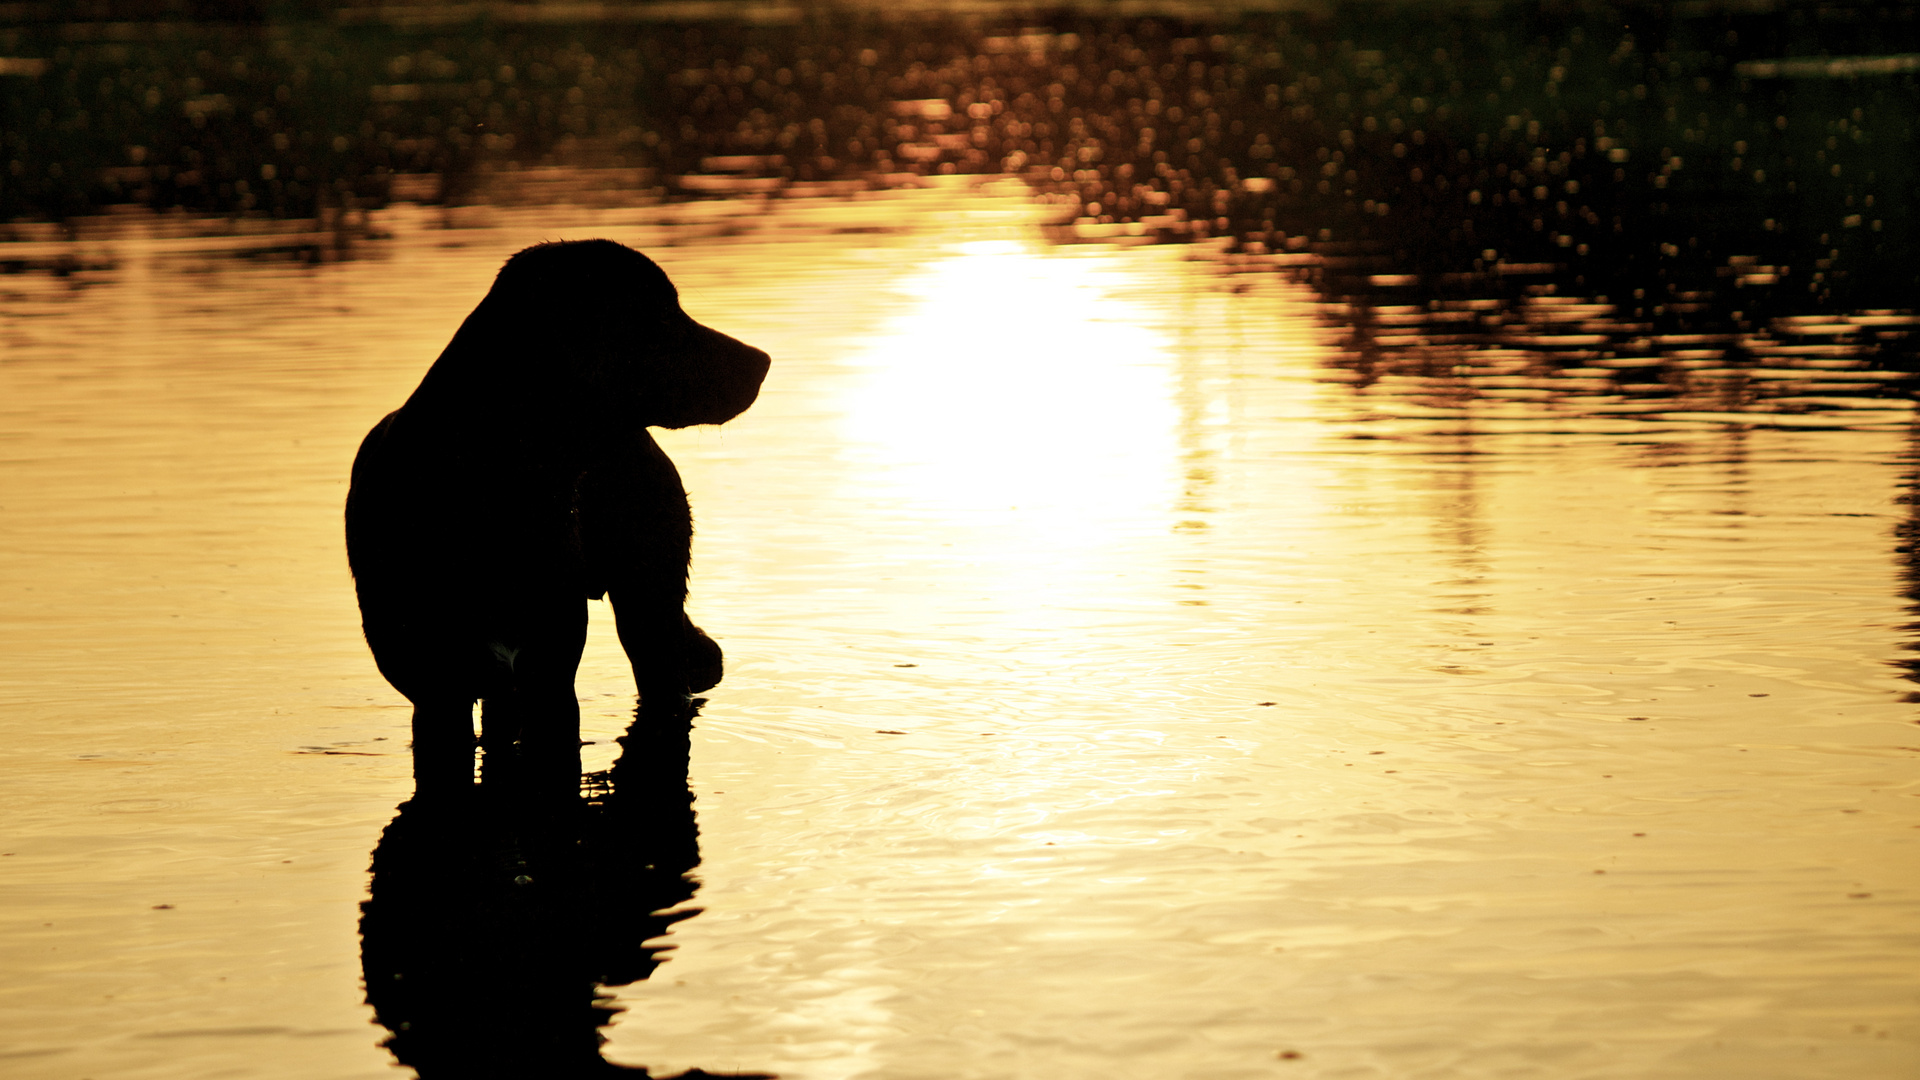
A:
<box><xmin>686</xmin><ymin>622</ymin><xmax>723</xmax><ymax>693</ymax></box>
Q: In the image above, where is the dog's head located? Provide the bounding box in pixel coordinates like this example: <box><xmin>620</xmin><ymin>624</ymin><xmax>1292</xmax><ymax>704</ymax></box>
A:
<box><xmin>454</xmin><ymin>239</ymin><xmax>769</xmax><ymax>430</ymax></box>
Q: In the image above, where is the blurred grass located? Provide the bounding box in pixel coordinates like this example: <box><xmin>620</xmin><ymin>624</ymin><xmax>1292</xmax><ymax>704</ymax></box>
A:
<box><xmin>1</xmin><ymin>1</ymin><xmax>1914</xmax><ymax>316</ymax></box>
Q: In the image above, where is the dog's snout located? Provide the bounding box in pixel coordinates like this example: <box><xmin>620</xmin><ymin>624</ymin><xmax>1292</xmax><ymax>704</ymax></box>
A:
<box><xmin>717</xmin><ymin>337</ymin><xmax>771</xmax><ymax>416</ymax></box>
<box><xmin>702</xmin><ymin>324</ymin><xmax>770</xmax><ymax>384</ymax></box>
<box><xmin>646</xmin><ymin>320</ymin><xmax>769</xmax><ymax>429</ymax></box>
<box><xmin>737</xmin><ymin>341</ymin><xmax>772</xmax><ymax>385</ymax></box>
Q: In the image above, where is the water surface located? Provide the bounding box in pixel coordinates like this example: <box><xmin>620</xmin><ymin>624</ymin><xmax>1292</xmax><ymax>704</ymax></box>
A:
<box><xmin>1</xmin><ymin>185</ymin><xmax>1918</xmax><ymax>1078</ymax></box>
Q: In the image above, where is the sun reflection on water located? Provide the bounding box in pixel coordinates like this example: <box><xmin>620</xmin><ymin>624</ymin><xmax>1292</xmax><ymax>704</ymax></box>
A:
<box><xmin>838</xmin><ymin>239</ymin><xmax>1180</xmax><ymax>546</ymax></box>
<box><xmin>5</xmin><ymin>166</ymin><xmax>1919</xmax><ymax>1080</ymax></box>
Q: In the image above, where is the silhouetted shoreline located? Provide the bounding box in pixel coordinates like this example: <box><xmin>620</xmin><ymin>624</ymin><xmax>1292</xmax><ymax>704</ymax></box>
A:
<box><xmin>6</xmin><ymin>3</ymin><xmax>1913</xmax><ymax>306</ymax></box>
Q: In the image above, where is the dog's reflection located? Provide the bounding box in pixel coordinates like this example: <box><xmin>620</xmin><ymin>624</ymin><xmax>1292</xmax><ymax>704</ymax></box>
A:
<box><xmin>360</xmin><ymin>701</ymin><xmax>769</xmax><ymax>1079</ymax></box>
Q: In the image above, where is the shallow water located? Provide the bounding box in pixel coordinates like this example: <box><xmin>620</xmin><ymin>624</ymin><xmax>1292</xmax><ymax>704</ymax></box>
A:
<box><xmin>2</xmin><ymin>185</ymin><xmax>1918</xmax><ymax>1079</ymax></box>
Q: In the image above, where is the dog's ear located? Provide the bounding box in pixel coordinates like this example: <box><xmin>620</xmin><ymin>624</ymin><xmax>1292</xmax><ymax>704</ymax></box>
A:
<box><xmin>443</xmin><ymin>240</ymin><xmax>675</xmax><ymax>410</ymax></box>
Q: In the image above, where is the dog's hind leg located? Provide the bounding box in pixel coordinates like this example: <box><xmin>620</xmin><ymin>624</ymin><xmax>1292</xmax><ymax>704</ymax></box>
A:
<box><xmin>477</xmin><ymin>600</ymin><xmax>590</xmax><ymax>796</ymax></box>
<box><xmin>516</xmin><ymin>688</ymin><xmax>584</xmax><ymax>796</ymax></box>
<box><xmin>410</xmin><ymin>700</ymin><xmax>477</xmax><ymax>797</ymax></box>
<box><xmin>478</xmin><ymin>693</ymin><xmax>521</xmax><ymax>782</ymax></box>
<box><xmin>479</xmin><ymin>690</ymin><xmax>583</xmax><ymax>798</ymax></box>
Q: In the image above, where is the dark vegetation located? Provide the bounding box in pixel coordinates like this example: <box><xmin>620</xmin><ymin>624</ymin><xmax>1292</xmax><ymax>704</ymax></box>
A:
<box><xmin>2</xmin><ymin>1</ymin><xmax>1914</xmax><ymax>343</ymax></box>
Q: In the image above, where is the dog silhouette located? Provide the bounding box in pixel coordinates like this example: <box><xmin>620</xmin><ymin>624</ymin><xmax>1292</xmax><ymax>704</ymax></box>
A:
<box><xmin>346</xmin><ymin>239</ymin><xmax>769</xmax><ymax>792</ymax></box>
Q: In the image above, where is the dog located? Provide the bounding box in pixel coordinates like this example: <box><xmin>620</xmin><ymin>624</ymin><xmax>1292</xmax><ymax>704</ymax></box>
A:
<box><xmin>345</xmin><ymin>239</ymin><xmax>769</xmax><ymax>793</ymax></box>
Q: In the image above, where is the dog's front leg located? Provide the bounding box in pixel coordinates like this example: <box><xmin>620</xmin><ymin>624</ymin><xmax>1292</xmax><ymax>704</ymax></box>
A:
<box><xmin>609</xmin><ymin>587</ymin><xmax>699</xmax><ymax>715</ymax></box>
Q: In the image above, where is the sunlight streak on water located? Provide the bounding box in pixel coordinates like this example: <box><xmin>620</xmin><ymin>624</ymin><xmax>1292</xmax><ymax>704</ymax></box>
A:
<box><xmin>842</xmin><ymin>238</ymin><xmax>1179</xmax><ymax>523</ymax></box>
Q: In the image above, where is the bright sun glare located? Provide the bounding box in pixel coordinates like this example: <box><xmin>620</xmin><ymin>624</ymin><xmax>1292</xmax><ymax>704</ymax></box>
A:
<box><xmin>840</xmin><ymin>239</ymin><xmax>1181</xmax><ymax>549</ymax></box>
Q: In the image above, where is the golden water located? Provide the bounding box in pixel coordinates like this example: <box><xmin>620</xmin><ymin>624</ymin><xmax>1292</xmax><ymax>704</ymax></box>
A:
<box><xmin>2</xmin><ymin>183</ymin><xmax>1917</xmax><ymax>1078</ymax></box>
